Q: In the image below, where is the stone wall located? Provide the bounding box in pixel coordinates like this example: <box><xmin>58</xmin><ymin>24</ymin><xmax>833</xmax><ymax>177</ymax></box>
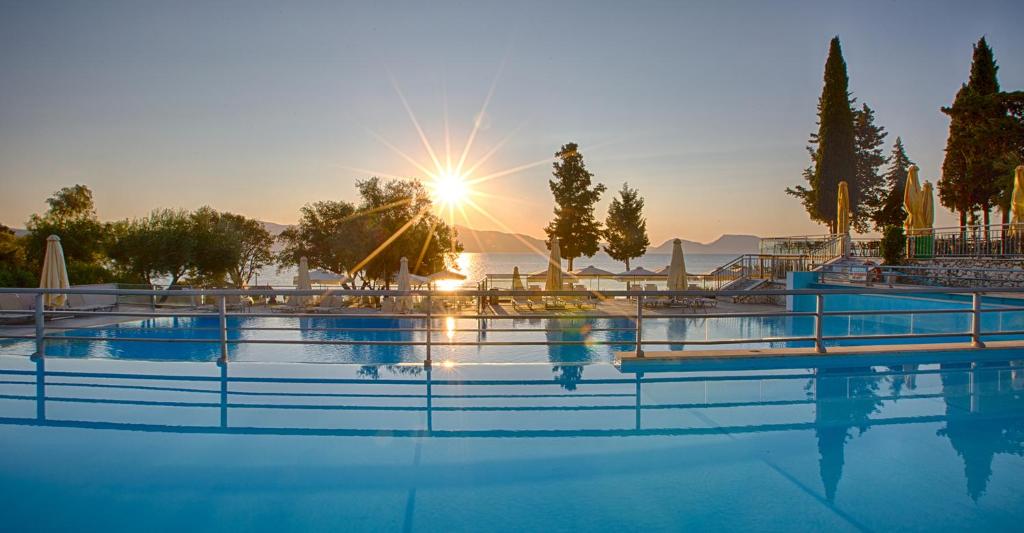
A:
<box><xmin>911</xmin><ymin>258</ymin><xmax>1024</xmax><ymax>288</ymax></box>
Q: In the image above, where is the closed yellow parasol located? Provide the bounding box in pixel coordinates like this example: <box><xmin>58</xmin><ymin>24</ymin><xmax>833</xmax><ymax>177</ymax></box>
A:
<box><xmin>903</xmin><ymin>165</ymin><xmax>922</xmax><ymax>235</ymax></box>
<box><xmin>836</xmin><ymin>181</ymin><xmax>850</xmax><ymax>235</ymax></box>
<box><xmin>545</xmin><ymin>237</ymin><xmax>562</xmax><ymax>292</ymax></box>
<box><xmin>1010</xmin><ymin>166</ymin><xmax>1024</xmax><ymax>237</ymax></box>
<box><xmin>921</xmin><ymin>181</ymin><xmax>934</xmax><ymax>232</ymax></box>
<box><xmin>39</xmin><ymin>235</ymin><xmax>70</xmax><ymax>307</ymax></box>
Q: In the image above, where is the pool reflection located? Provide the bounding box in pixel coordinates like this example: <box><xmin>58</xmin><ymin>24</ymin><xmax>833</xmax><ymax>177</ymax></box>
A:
<box><xmin>3</xmin><ymin>357</ymin><xmax>1024</xmax><ymax>506</ymax></box>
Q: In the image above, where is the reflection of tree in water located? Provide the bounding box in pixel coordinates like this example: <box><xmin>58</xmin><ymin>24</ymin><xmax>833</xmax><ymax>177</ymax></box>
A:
<box><xmin>809</xmin><ymin>368</ymin><xmax>884</xmax><ymax>502</ymax></box>
<box><xmin>300</xmin><ymin>316</ymin><xmax>417</xmax><ymax>365</ymax></box>
<box><xmin>605</xmin><ymin>316</ymin><xmax>636</xmax><ymax>352</ymax></box>
<box><xmin>74</xmin><ymin>316</ymin><xmax>242</xmax><ymax>362</ymax></box>
<box><xmin>887</xmin><ymin>364</ymin><xmax>918</xmax><ymax>398</ymax></box>
<box><xmin>937</xmin><ymin>362</ymin><xmax>1024</xmax><ymax>501</ymax></box>
<box><xmin>357</xmin><ymin>364</ymin><xmax>423</xmax><ymax>380</ymax></box>
<box><xmin>666</xmin><ymin>317</ymin><xmax>694</xmax><ymax>352</ymax></box>
<box><xmin>546</xmin><ymin>317</ymin><xmax>599</xmax><ymax>390</ymax></box>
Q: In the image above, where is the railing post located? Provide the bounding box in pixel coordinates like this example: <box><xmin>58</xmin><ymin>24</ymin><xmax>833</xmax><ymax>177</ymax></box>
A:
<box><xmin>635</xmin><ymin>295</ymin><xmax>644</xmax><ymax>358</ymax></box>
<box><xmin>424</xmin><ymin>292</ymin><xmax>432</xmax><ymax>368</ymax></box>
<box><xmin>426</xmin><ymin>366</ymin><xmax>433</xmax><ymax>432</ymax></box>
<box><xmin>814</xmin><ymin>293</ymin><xmax>826</xmax><ymax>354</ymax></box>
<box><xmin>218</xmin><ymin>295</ymin><xmax>228</xmax><ymax>364</ymax></box>
<box><xmin>34</xmin><ymin>293</ymin><xmax>45</xmax><ymax>359</ymax></box>
<box><xmin>971</xmin><ymin>292</ymin><xmax>985</xmax><ymax>348</ymax></box>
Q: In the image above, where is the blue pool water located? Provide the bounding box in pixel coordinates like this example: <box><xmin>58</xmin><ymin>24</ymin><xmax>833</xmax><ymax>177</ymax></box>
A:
<box><xmin>0</xmin><ymin>356</ymin><xmax>1022</xmax><ymax>531</ymax></box>
<box><xmin>2</xmin><ymin>293</ymin><xmax>1023</xmax><ymax>364</ymax></box>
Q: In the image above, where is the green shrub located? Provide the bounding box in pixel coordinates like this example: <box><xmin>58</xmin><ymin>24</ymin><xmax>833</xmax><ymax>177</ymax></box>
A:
<box><xmin>0</xmin><ymin>264</ymin><xmax>35</xmax><ymax>288</ymax></box>
<box><xmin>880</xmin><ymin>225</ymin><xmax>905</xmax><ymax>265</ymax></box>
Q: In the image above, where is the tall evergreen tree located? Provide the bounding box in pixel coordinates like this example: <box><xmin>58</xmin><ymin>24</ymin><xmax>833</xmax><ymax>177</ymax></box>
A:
<box><xmin>545</xmin><ymin>143</ymin><xmax>606</xmax><ymax>271</ymax></box>
<box><xmin>873</xmin><ymin>137</ymin><xmax>915</xmax><ymax>229</ymax></box>
<box><xmin>939</xmin><ymin>37</ymin><xmax>1003</xmax><ymax>228</ymax></box>
<box><xmin>939</xmin><ymin>86</ymin><xmax>973</xmax><ymax>228</ymax></box>
<box><xmin>968</xmin><ymin>36</ymin><xmax>1000</xmax><ymax>95</ymax></box>
<box><xmin>603</xmin><ymin>183</ymin><xmax>650</xmax><ymax>271</ymax></box>
<box><xmin>852</xmin><ymin>103</ymin><xmax>888</xmax><ymax>231</ymax></box>
<box><xmin>787</xmin><ymin>37</ymin><xmax>857</xmax><ymax>233</ymax></box>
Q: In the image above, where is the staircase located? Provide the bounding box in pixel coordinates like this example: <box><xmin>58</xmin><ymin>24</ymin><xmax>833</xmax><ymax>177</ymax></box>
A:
<box><xmin>708</xmin><ymin>234</ymin><xmax>846</xmax><ymax>297</ymax></box>
<box><xmin>720</xmin><ymin>277</ymin><xmax>769</xmax><ymax>292</ymax></box>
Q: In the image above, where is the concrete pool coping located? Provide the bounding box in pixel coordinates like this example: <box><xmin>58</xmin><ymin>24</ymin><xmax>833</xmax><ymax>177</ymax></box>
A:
<box><xmin>616</xmin><ymin>340</ymin><xmax>1024</xmax><ymax>371</ymax></box>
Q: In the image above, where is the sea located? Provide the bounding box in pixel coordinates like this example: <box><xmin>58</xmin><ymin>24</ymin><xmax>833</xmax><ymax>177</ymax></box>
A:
<box><xmin>247</xmin><ymin>252</ymin><xmax>739</xmax><ymax>288</ymax></box>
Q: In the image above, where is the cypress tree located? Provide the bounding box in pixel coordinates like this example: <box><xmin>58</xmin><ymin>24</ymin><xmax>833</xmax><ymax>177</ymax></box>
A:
<box><xmin>787</xmin><ymin>37</ymin><xmax>857</xmax><ymax>233</ymax></box>
<box><xmin>545</xmin><ymin>143</ymin><xmax>606</xmax><ymax>271</ymax></box>
<box><xmin>939</xmin><ymin>37</ymin><xmax>1002</xmax><ymax>229</ymax></box>
<box><xmin>939</xmin><ymin>85</ymin><xmax>972</xmax><ymax>228</ymax></box>
<box><xmin>603</xmin><ymin>183</ymin><xmax>650</xmax><ymax>271</ymax></box>
<box><xmin>853</xmin><ymin>103</ymin><xmax>888</xmax><ymax>231</ymax></box>
<box><xmin>968</xmin><ymin>36</ymin><xmax>999</xmax><ymax>95</ymax></box>
<box><xmin>873</xmin><ymin>137</ymin><xmax>915</xmax><ymax>229</ymax></box>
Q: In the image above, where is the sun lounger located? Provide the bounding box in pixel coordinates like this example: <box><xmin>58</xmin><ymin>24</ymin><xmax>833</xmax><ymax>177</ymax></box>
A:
<box><xmin>512</xmin><ymin>293</ymin><xmax>535</xmax><ymax>311</ymax></box>
<box><xmin>312</xmin><ymin>293</ymin><xmax>358</xmax><ymax>313</ymax></box>
<box><xmin>68</xmin><ymin>284</ymin><xmax>118</xmax><ymax>313</ymax></box>
<box><xmin>0</xmin><ymin>293</ymin><xmax>34</xmax><ymax>324</ymax></box>
<box><xmin>566</xmin><ymin>284</ymin><xmax>595</xmax><ymax>310</ymax></box>
<box><xmin>675</xmin><ymin>296</ymin><xmax>716</xmax><ymax>312</ymax></box>
<box><xmin>412</xmin><ymin>297</ymin><xmax>446</xmax><ymax>314</ymax></box>
<box><xmin>642</xmin><ymin>284</ymin><xmax>672</xmax><ymax>308</ymax></box>
<box><xmin>544</xmin><ymin>298</ymin><xmax>567</xmax><ymax>310</ymax></box>
<box><xmin>525</xmin><ymin>285</ymin><xmax>545</xmax><ymax>310</ymax></box>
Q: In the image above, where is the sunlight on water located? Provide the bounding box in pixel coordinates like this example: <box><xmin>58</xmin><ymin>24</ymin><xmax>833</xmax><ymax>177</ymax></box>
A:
<box><xmin>437</xmin><ymin>252</ymin><xmax>475</xmax><ymax>290</ymax></box>
<box><xmin>444</xmin><ymin>316</ymin><xmax>457</xmax><ymax>341</ymax></box>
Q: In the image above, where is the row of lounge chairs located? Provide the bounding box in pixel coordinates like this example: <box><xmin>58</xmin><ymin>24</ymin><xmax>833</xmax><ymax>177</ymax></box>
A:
<box><xmin>634</xmin><ymin>284</ymin><xmax>717</xmax><ymax>311</ymax></box>
<box><xmin>270</xmin><ymin>293</ymin><xmax>463</xmax><ymax>315</ymax></box>
<box><xmin>0</xmin><ymin>285</ymin><xmax>118</xmax><ymax>324</ymax></box>
<box><xmin>512</xmin><ymin>284</ymin><xmax>597</xmax><ymax>311</ymax></box>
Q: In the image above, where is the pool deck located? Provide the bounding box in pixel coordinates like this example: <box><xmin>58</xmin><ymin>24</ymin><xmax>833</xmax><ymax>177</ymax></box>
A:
<box><xmin>484</xmin><ymin>297</ymin><xmax>783</xmax><ymax>317</ymax></box>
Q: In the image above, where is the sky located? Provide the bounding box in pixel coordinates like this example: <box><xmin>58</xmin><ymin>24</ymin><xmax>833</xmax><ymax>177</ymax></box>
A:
<box><xmin>1</xmin><ymin>0</ymin><xmax>1022</xmax><ymax>244</ymax></box>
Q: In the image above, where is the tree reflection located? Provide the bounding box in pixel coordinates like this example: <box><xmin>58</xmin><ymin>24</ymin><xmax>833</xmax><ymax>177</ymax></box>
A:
<box><xmin>546</xmin><ymin>317</ymin><xmax>598</xmax><ymax>390</ymax></box>
<box><xmin>300</xmin><ymin>316</ymin><xmax>419</xmax><ymax>365</ymax></box>
<box><xmin>937</xmin><ymin>362</ymin><xmax>1024</xmax><ymax>501</ymax></box>
<box><xmin>666</xmin><ymin>317</ymin><xmax>693</xmax><ymax>352</ymax></box>
<box><xmin>809</xmin><ymin>368</ymin><xmax>884</xmax><ymax>502</ymax></box>
<box><xmin>357</xmin><ymin>364</ymin><xmax>423</xmax><ymax>380</ymax></box>
<box><xmin>887</xmin><ymin>364</ymin><xmax>918</xmax><ymax>398</ymax></box>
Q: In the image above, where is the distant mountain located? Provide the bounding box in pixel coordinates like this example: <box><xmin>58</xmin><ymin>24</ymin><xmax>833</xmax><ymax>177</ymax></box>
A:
<box><xmin>261</xmin><ymin>221</ymin><xmax>290</xmax><ymax>236</ymax></box>
<box><xmin>649</xmin><ymin>234</ymin><xmax>760</xmax><ymax>255</ymax></box>
<box><xmin>454</xmin><ymin>225</ymin><xmax>759</xmax><ymax>255</ymax></box>
<box><xmin>12</xmin><ymin>219</ymin><xmax>757</xmax><ymax>256</ymax></box>
<box><xmin>455</xmin><ymin>225</ymin><xmax>547</xmax><ymax>253</ymax></box>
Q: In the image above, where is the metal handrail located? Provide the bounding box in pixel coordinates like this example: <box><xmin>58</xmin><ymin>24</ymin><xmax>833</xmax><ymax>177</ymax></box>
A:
<box><xmin>2</xmin><ymin>285</ymin><xmax>1024</xmax><ymax>364</ymax></box>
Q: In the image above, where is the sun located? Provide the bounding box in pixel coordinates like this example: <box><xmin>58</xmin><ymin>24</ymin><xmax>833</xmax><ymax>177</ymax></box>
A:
<box><xmin>431</xmin><ymin>170</ymin><xmax>470</xmax><ymax>207</ymax></box>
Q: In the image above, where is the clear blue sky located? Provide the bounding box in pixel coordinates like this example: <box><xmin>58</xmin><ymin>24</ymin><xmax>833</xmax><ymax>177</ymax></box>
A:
<box><xmin>1</xmin><ymin>0</ymin><xmax>1021</xmax><ymax>243</ymax></box>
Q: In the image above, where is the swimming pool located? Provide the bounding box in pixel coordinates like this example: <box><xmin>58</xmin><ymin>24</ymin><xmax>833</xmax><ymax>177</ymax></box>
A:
<box><xmin>1</xmin><ymin>356</ymin><xmax>1022</xmax><ymax>531</ymax></box>
<box><xmin>3</xmin><ymin>292</ymin><xmax>1023</xmax><ymax>364</ymax></box>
